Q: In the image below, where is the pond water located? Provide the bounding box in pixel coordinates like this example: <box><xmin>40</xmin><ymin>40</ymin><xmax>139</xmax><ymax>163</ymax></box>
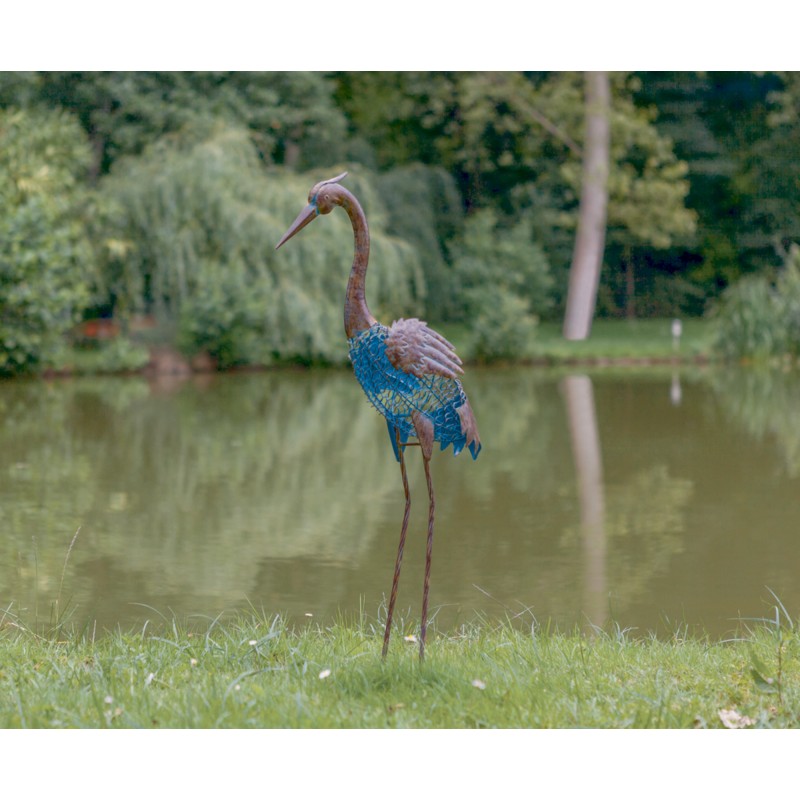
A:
<box><xmin>2</xmin><ymin>365</ymin><xmax>799</xmax><ymax>639</ymax></box>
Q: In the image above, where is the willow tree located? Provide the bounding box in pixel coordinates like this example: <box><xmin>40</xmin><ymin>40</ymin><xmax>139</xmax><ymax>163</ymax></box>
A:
<box><xmin>95</xmin><ymin>124</ymin><xmax>429</xmax><ymax>366</ymax></box>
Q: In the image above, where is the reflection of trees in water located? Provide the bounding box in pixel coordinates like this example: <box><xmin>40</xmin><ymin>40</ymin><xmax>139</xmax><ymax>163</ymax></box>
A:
<box><xmin>0</xmin><ymin>373</ymin><xmax>405</xmax><ymax>617</ymax></box>
<box><xmin>1</xmin><ymin>367</ymin><xmax>566</xmax><ymax>626</ymax></box>
<box><xmin>408</xmin><ymin>368</ymin><xmax>570</xmax><ymax>613</ymax></box>
<box><xmin>561</xmin><ymin>375</ymin><xmax>693</xmax><ymax>629</ymax></box>
<box><xmin>0</xmin><ymin>378</ymin><xmax>150</xmax><ymax>605</ymax></box>
<box><xmin>455</xmin><ymin>367</ymin><xmax>564</xmax><ymax>501</ymax></box>
<box><xmin>0</xmin><ymin>368</ymin><xmax>707</xmax><ymax>632</ymax></box>
<box><xmin>560</xmin><ymin>464</ymin><xmax>693</xmax><ymax>607</ymax></box>
<box><xmin>709</xmin><ymin>368</ymin><xmax>800</xmax><ymax>478</ymax></box>
<box><xmin>563</xmin><ymin>375</ymin><xmax>606</xmax><ymax>628</ymax></box>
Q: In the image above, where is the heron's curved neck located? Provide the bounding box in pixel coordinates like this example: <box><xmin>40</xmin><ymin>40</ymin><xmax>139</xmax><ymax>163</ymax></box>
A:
<box><xmin>338</xmin><ymin>188</ymin><xmax>376</xmax><ymax>338</ymax></box>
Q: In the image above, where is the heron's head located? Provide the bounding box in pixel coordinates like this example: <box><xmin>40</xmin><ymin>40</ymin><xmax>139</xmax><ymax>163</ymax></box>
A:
<box><xmin>275</xmin><ymin>172</ymin><xmax>348</xmax><ymax>250</ymax></box>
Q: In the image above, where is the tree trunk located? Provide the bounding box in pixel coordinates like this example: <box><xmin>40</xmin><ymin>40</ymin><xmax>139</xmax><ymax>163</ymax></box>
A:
<box><xmin>563</xmin><ymin>72</ymin><xmax>611</xmax><ymax>340</ymax></box>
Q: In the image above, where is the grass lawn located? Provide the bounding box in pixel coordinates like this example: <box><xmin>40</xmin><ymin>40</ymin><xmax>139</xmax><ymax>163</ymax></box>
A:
<box><xmin>437</xmin><ymin>317</ymin><xmax>715</xmax><ymax>366</ymax></box>
<box><xmin>531</xmin><ymin>318</ymin><xmax>714</xmax><ymax>363</ymax></box>
<box><xmin>1</xmin><ymin>610</ymin><xmax>796</xmax><ymax>729</ymax></box>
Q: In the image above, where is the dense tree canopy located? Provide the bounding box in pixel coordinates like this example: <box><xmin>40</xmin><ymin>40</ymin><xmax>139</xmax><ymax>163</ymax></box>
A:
<box><xmin>0</xmin><ymin>72</ymin><xmax>349</xmax><ymax>178</ymax></box>
<box><xmin>0</xmin><ymin>71</ymin><xmax>798</xmax><ymax>372</ymax></box>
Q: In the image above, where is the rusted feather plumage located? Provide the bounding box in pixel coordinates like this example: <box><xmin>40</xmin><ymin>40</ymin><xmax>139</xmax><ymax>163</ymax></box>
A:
<box><xmin>385</xmin><ymin>317</ymin><xmax>463</xmax><ymax>380</ymax></box>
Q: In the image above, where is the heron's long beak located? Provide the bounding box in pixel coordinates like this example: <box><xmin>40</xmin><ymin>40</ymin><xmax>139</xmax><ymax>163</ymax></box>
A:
<box><xmin>275</xmin><ymin>203</ymin><xmax>318</xmax><ymax>250</ymax></box>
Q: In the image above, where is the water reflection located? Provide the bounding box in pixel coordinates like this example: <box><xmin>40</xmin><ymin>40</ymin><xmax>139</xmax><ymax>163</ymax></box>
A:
<box><xmin>709</xmin><ymin>368</ymin><xmax>800</xmax><ymax>478</ymax></box>
<box><xmin>563</xmin><ymin>375</ymin><xmax>607</xmax><ymax>629</ymax></box>
<box><xmin>1</xmin><ymin>365</ymin><xmax>799</xmax><ymax>637</ymax></box>
<box><xmin>670</xmin><ymin>372</ymin><xmax>682</xmax><ymax>406</ymax></box>
<box><xmin>1</xmin><ymin>372</ymin><xmax>402</xmax><ymax>617</ymax></box>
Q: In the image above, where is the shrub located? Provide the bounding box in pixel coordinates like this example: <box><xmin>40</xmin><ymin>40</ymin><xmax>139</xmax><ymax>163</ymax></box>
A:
<box><xmin>777</xmin><ymin>245</ymin><xmax>800</xmax><ymax>353</ymax></box>
<box><xmin>711</xmin><ymin>245</ymin><xmax>800</xmax><ymax>362</ymax></box>
<box><xmin>448</xmin><ymin>209</ymin><xmax>551</xmax><ymax>360</ymax></box>
<box><xmin>468</xmin><ymin>285</ymin><xmax>538</xmax><ymax>361</ymax></box>
<box><xmin>451</xmin><ymin>209</ymin><xmax>552</xmax><ymax>316</ymax></box>
<box><xmin>0</xmin><ymin>108</ymin><xmax>95</xmax><ymax>374</ymax></box>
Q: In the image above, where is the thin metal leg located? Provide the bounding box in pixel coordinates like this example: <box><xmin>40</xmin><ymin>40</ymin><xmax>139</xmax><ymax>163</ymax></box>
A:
<box><xmin>419</xmin><ymin>453</ymin><xmax>434</xmax><ymax>661</ymax></box>
<box><xmin>382</xmin><ymin>428</ymin><xmax>411</xmax><ymax>659</ymax></box>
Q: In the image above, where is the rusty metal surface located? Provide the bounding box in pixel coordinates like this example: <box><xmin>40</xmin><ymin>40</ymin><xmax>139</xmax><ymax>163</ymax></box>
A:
<box><xmin>276</xmin><ymin>173</ymin><xmax>482</xmax><ymax>659</ymax></box>
<box><xmin>385</xmin><ymin>317</ymin><xmax>463</xmax><ymax>380</ymax></box>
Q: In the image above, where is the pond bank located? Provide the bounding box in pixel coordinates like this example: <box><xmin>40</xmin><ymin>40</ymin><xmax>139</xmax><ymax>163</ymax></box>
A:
<box><xmin>47</xmin><ymin>317</ymin><xmax>717</xmax><ymax>378</ymax></box>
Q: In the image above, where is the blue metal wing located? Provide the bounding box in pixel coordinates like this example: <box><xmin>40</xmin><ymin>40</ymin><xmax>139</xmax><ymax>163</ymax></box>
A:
<box><xmin>348</xmin><ymin>322</ymin><xmax>481</xmax><ymax>462</ymax></box>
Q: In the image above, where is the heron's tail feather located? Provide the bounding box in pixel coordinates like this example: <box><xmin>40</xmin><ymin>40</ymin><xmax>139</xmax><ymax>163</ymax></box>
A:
<box><xmin>456</xmin><ymin>398</ymin><xmax>481</xmax><ymax>460</ymax></box>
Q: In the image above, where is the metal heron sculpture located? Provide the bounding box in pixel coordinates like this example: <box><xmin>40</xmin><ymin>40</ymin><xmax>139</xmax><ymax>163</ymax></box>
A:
<box><xmin>275</xmin><ymin>172</ymin><xmax>481</xmax><ymax>660</ymax></box>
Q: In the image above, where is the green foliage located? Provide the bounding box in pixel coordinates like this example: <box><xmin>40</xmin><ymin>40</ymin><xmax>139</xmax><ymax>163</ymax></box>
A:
<box><xmin>446</xmin><ymin>209</ymin><xmax>551</xmax><ymax>360</ymax></box>
<box><xmin>604</xmin><ymin>78</ymin><xmax>697</xmax><ymax>250</ymax></box>
<box><xmin>711</xmin><ymin>278</ymin><xmax>786</xmax><ymax>361</ymax></box>
<box><xmin>335</xmin><ymin>72</ymin><xmax>696</xmax><ymax>315</ymax></box>
<box><xmin>333</xmin><ymin>72</ymin><xmax>458</xmax><ymax>170</ymax></box>
<box><xmin>96</xmin><ymin>125</ymin><xmax>424</xmax><ymax>365</ymax></box>
<box><xmin>1</xmin><ymin>71</ymin><xmax>799</xmax><ymax>365</ymax></box>
<box><xmin>635</xmin><ymin>71</ymin><xmax>793</xmax><ymax>296</ymax></box>
<box><xmin>503</xmin><ymin>73</ymin><xmax>697</xmax><ymax>252</ymax></box>
<box><xmin>0</xmin><ymin>107</ymin><xmax>95</xmax><ymax>375</ymax></box>
<box><xmin>711</xmin><ymin>245</ymin><xmax>800</xmax><ymax>361</ymax></box>
<box><xmin>374</xmin><ymin>163</ymin><xmax>464</xmax><ymax>319</ymax></box>
<box><xmin>335</xmin><ymin>72</ymin><xmax>696</xmax><ymax>250</ymax></box>
<box><xmin>468</xmin><ymin>286</ymin><xmax>539</xmax><ymax>361</ymax></box>
<box><xmin>0</xmin><ymin>72</ymin><xmax>349</xmax><ymax>177</ymax></box>
<box><xmin>62</xmin><ymin>338</ymin><xmax>152</xmax><ymax>375</ymax></box>
<box><xmin>453</xmin><ymin>210</ymin><xmax>553</xmax><ymax>317</ymax></box>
